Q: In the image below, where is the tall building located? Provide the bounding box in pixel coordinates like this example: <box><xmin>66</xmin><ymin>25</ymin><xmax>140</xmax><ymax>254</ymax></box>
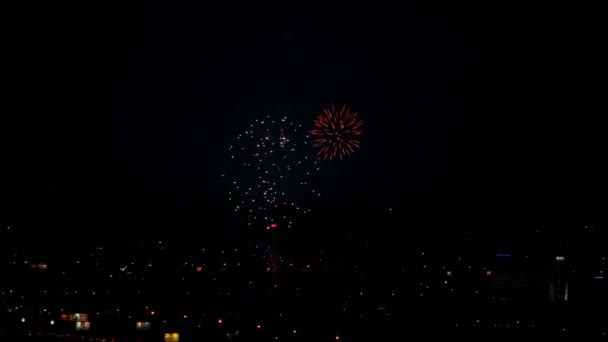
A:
<box><xmin>549</xmin><ymin>256</ymin><xmax>569</xmax><ymax>302</ymax></box>
<box><xmin>490</xmin><ymin>254</ymin><xmax>551</xmax><ymax>301</ymax></box>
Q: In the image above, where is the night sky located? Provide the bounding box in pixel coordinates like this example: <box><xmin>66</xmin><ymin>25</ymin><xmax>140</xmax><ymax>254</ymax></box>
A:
<box><xmin>3</xmin><ymin>2</ymin><xmax>605</xmax><ymax>236</ymax></box>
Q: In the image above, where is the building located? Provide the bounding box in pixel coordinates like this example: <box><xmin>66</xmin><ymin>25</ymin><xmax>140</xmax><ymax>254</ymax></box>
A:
<box><xmin>549</xmin><ymin>256</ymin><xmax>569</xmax><ymax>302</ymax></box>
<box><xmin>490</xmin><ymin>253</ymin><xmax>552</xmax><ymax>301</ymax></box>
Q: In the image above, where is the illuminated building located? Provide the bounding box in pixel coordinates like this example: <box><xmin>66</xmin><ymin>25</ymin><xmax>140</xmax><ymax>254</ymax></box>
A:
<box><xmin>75</xmin><ymin>321</ymin><xmax>91</xmax><ymax>330</ymax></box>
<box><xmin>490</xmin><ymin>253</ymin><xmax>551</xmax><ymax>301</ymax></box>
<box><xmin>550</xmin><ymin>256</ymin><xmax>569</xmax><ymax>302</ymax></box>
<box><xmin>136</xmin><ymin>321</ymin><xmax>151</xmax><ymax>330</ymax></box>
<box><xmin>164</xmin><ymin>332</ymin><xmax>179</xmax><ymax>342</ymax></box>
<box><xmin>30</xmin><ymin>263</ymin><xmax>48</xmax><ymax>269</ymax></box>
<box><xmin>61</xmin><ymin>313</ymin><xmax>89</xmax><ymax>322</ymax></box>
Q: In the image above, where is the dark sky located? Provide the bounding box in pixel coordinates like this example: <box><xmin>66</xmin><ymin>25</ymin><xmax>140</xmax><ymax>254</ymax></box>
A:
<box><xmin>3</xmin><ymin>2</ymin><xmax>605</xmax><ymax>235</ymax></box>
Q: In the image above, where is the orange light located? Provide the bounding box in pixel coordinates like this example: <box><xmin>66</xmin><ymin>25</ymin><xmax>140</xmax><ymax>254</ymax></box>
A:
<box><xmin>217</xmin><ymin>319</ymin><xmax>223</xmax><ymax>325</ymax></box>
<box><xmin>486</xmin><ymin>270</ymin><xmax>492</xmax><ymax>276</ymax></box>
<box><xmin>196</xmin><ymin>267</ymin><xmax>203</xmax><ymax>272</ymax></box>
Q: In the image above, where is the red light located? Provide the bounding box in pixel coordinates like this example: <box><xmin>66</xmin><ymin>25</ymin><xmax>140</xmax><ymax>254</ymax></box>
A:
<box><xmin>217</xmin><ymin>319</ymin><xmax>223</xmax><ymax>325</ymax></box>
<box><xmin>256</xmin><ymin>324</ymin><xmax>262</xmax><ymax>329</ymax></box>
<box><xmin>335</xmin><ymin>335</ymin><xmax>341</xmax><ymax>341</ymax></box>
<box><xmin>270</xmin><ymin>223</ymin><xmax>278</xmax><ymax>228</ymax></box>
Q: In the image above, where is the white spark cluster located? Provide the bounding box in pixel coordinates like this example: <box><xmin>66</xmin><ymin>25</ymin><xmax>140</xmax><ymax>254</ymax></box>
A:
<box><xmin>225</xmin><ymin>115</ymin><xmax>320</xmax><ymax>228</ymax></box>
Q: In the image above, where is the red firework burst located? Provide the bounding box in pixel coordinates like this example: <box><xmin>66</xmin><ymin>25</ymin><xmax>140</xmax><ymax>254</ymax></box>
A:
<box><xmin>310</xmin><ymin>105</ymin><xmax>363</xmax><ymax>160</ymax></box>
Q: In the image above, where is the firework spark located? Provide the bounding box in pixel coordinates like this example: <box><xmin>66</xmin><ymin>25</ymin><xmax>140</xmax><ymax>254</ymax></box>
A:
<box><xmin>310</xmin><ymin>105</ymin><xmax>363</xmax><ymax>160</ymax></box>
<box><xmin>224</xmin><ymin>115</ymin><xmax>320</xmax><ymax>229</ymax></box>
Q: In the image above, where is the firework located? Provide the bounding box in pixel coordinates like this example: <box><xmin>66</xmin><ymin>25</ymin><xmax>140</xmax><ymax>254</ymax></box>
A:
<box><xmin>310</xmin><ymin>105</ymin><xmax>363</xmax><ymax>160</ymax></box>
<box><xmin>223</xmin><ymin>115</ymin><xmax>321</xmax><ymax>229</ymax></box>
